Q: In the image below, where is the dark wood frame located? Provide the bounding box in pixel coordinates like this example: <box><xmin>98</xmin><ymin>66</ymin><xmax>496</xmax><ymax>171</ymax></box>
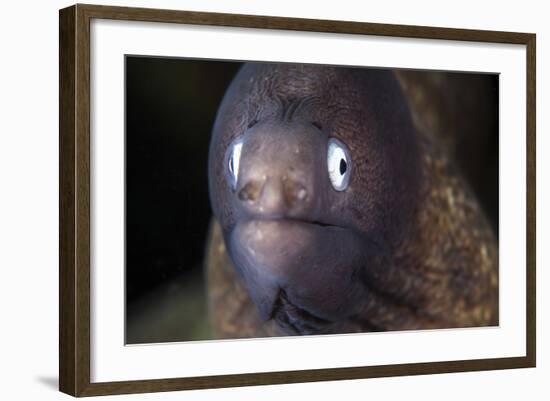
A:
<box><xmin>59</xmin><ymin>3</ymin><xmax>536</xmax><ymax>397</ymax></box>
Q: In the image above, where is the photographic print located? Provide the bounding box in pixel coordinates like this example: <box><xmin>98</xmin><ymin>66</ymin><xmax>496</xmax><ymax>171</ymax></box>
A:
<box><xmin>59</xmin><ymin>5</ymin><xmax>535</xmax><ymax>395</ymax></box>
<box><xmin>125</xmin><ymin>57</ymin><xmax>499</xmax><ymax>344</ymax></box>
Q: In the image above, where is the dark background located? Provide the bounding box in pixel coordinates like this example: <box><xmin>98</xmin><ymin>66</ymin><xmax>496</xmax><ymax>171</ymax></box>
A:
<box><xmin>125</xmin><ymin>57</ymin><xmax>241</xmax><ymax>343</ymax></box>
<box><xmin>125</xmin><ymin>57</ymin><xmax>499</xmax><ymax>344</ymax></box>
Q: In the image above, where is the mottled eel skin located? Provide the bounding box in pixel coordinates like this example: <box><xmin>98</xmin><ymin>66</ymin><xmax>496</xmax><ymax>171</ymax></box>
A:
<box><xmin>206</xmin><ymin>63</ymin><xmax>498</xmax><ymax>338</ymax></box>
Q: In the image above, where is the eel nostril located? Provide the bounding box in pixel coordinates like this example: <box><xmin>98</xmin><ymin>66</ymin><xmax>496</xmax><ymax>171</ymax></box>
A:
<box><xmin>284</xmin><ymin>180</ymin><xmax>308</xmax><ymax>206</ymax></box>
<box><xmin>238</xmin><ymin>177</ymin><xmax>308</xmax><ymax>212</ymax></box>
<box><xmin>238</xmin><ymin>181</ymin><xmax>262</xmax><ymax>202</ymax></box>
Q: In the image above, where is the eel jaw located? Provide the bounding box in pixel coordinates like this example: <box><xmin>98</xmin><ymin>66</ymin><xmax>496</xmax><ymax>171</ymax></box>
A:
<box><xmin>227</xmin><ymin>218</ymin><xmax>375</xmax><ymax>331</ymax></box>
<box><xmin>270</xmin><ymin>288</ymin><xmax>334</xmax><ymax>335</ymax></box>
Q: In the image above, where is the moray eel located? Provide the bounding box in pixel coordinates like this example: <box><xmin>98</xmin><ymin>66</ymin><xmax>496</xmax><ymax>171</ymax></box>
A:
<box><xmin>207</xmin><ymin>63</ymin><xmax>498</xmax><ymax>338</ymax></box>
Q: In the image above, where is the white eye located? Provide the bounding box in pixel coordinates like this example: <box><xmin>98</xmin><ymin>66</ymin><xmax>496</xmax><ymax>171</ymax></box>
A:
<box><xmin>327</xmin><ymin>138</ymin><xmax>351</xmax><ymax>191</ymax></box>
<box><xmin>227</xmin><ymin>138</ymin><xmax>243</xmax><ymax>189</ymax></box>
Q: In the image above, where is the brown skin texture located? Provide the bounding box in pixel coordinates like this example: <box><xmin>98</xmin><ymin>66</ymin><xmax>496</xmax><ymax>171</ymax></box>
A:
<box><xmin>396</xmin><ymin>70</ymin><xmax>499</xmax><ymax>228</ymax></box>
<box><xmin>206</xmin><ymin>63</ymin><xmax>498</xmax><ymax>338</ymax></box>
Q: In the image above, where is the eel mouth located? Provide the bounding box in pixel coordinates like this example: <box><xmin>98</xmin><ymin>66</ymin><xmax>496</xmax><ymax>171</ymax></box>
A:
<box><xmin>229</xmin><ymin>217</ymin><xmax>349</xmax><ymax>260</ymax></box>
<box><xmin>237</xmin><ymin>216</ymin><xmax>345</xmax><ymax>231</ymax></box>
<box><xmin>285</xmin><ymin>218</ymin><xmax>339</xmax><ymax>228</ymax></box>
<box><xmin>270</xmin><ymin>289</ymin><xmax>334</xmax><ymax>335</ymax></box>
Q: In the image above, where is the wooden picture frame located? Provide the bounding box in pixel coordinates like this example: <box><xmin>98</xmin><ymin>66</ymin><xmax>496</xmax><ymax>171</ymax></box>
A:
<box><xmin>59</xmin><ymin>3</ymin><xmax>536</xmax><ymax>396</ymax></box>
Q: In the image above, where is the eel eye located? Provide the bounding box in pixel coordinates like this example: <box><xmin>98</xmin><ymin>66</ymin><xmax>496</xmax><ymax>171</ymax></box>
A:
<box><xmin>227</xmin><ymin>138</ymin><xmax>243</xmax><ymax>189</ymax></box>
<box><xmin>327</xmin><ymin>138</ymin><xmax>351</xmax><ymax>191</ymax></box>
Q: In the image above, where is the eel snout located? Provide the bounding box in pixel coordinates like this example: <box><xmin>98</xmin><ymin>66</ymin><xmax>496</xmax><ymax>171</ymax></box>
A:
<box><xmin>231</xmin><ymin>119</ymin><xmax>325</xmax><ymax>222</ymax></box>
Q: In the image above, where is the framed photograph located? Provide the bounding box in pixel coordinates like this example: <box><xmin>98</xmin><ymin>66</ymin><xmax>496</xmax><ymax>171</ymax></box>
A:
<box><xmin>59</xmin><ymin>4</ymin><xmax>536</xmax><ymax>396</ymax></box>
